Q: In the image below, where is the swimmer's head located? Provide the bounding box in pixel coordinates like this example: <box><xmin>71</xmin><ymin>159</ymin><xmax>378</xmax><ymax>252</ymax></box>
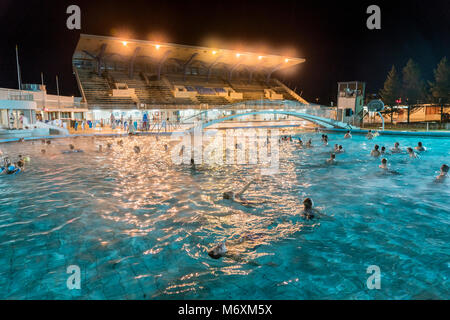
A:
<box><xmin>223</xmin><ymin>191</ymin><xmax>235</xmax><ymax>200</ymax></box>
<box><xmin>381</xmin><ymin>158</ymin><xmax>387</xmax><ymax>165</ymax></box>
<box><xmin>368</xmin><ymin>130</ymin><xmax>372</xmax><ymax>133</ymax></box>
<box><xmin>107</xmin><ymin>143</ymin><xmax>112</xmax><ymax>148</ymax></box>
<box><xmin>441</xmin><ymin>164</ymin><xmax>449</xmax><ymax>173</ymax></box>
<box><xmin>339</xmin><ymin>145</ymin><xmax>343</xmax><ymax>150</ymax></box>
<box><xmin>208</xmin><ymin>242</ymin><xmax>227</xmax><ymax>259</ymax></box>
<box><xmin>134</xmin><ymin>146</ymin><xmax>141</xmax><ymax>153</ymax></box>
<box><xmin>41</xmin><ymin>149</ymin><xmax>46</xmax><ymax>154</ymax></box>
<box><xmin>418</xmin><ymin>142</ymin><xmax>423</xmax><ymax>147</ymax></box>
<box><xmin>190</xmin><ymin>158</ymin><xmax>195</xmax><ymax>165</ymax></box>
<box><xmin>395</xmin><ymin>142</ymin><xmax>399</xmax><ymax>147</ymax></box>
<box><xmin>346</xmin><ymin>130</ymin><xmax>350</xmax><ymax>134</ymax></box>
<box><xmin>374</xmin><ymin>145</ymin><xmax>379</xmax><ymax>150</ymax></box>
<box><xmin>69</xmin><ymin>144</ymin><xmax>75</xmax><ymax>150</ymax></box>
<box><xmin>330</xmin><ymin>153</ymin><xmax>336</xmax><ymax>159</ymax></box>
<box><xmin>303</xmin><ymin>197</ymin><xmax>313</xmax><ymax>210</ymax></box>
<box><xmin>381</xmin><ymin>146</ymin><xmax>386</xmax><ymax>152</ymax></box>
<box><xmin>46</xmin><ymin>140</ymin><xmax>51</xmax><ymax>145</ymax></box>
<box><xmin>407</xmin><ymin>147</ymin><xmax>413</xmax><ymax>153</ymax></box>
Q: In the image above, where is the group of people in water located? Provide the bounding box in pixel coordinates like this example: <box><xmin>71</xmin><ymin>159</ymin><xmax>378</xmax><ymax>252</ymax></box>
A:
<box><xmin>209</xmin><ymin>129</ymin><xmax>448</xmax><ymax>259</ymax></box>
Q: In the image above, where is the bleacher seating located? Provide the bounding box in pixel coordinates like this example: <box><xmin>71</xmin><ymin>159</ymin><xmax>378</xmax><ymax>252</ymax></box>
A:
<box><xmin>75</xmin><ymin>67</ymin><xmax>304</xmax><ymax>108</ymax></box>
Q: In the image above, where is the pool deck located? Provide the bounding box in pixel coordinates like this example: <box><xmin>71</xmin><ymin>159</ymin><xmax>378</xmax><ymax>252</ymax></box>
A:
<box><xmin>1</xmin><ymin>123</ymin><xmax>450</xmax><ymax>144</ymax></box>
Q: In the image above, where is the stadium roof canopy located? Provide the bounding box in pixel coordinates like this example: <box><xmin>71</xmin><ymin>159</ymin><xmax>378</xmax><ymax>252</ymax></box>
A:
<box><xmin>73</xmin><ymin>34</ymin><xmax>305</xmax><ymax>75</ymax></box>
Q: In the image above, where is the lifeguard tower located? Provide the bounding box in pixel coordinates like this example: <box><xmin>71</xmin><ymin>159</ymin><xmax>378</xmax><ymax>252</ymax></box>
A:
<box><xmin>336</xmin><ymin>81</ymin><xmax>365</xmax><ymax>124</ymax></box>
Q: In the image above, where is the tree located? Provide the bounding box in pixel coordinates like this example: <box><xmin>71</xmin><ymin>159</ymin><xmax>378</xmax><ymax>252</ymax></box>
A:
<box><xmin>379</xmin><ymin>65</ymin><xmax>401</xmax><ymax>123</ymax></box>
<box><xmin>402</xmin><ymin>58</ymin><xmax>426</xmax><ymax>104</ymax></box>
<box><xmin>429</xmin><ymin>57</ymin><xmax>450</xmax><ymax>104</ymax></box>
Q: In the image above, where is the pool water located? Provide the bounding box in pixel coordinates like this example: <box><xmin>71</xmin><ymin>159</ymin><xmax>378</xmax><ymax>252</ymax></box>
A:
<box><xmin>0</xmin><ymin>132</ymin><xmax>449</xmax><ymax>299</ymax></box>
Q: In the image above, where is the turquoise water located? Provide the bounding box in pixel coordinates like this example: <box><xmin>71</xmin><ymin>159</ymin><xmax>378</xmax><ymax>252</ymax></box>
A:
<box><xmin>0</xmin><ymin>132</ymin><xmax>449</xmax><ymax>299</ymax></box>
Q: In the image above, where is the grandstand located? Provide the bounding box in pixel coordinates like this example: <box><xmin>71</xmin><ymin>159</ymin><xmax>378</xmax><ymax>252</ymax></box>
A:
<box><xmin>72</xmin><ymin>34</ymin><xmax>308</xmax><ymax>121</ymax></box>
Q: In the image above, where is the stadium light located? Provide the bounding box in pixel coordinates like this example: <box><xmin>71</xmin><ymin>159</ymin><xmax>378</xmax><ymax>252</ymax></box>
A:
<box><xmin>258</xmin><ymin>56</ymin><xmax>263</xmax><ymax>60</ymax></box>
<box><xmin>155</xmin><ymin>44</ymin><xmax>161</xmax><ymax>50</ymax></box>
<box><xmin>285</xmin><ymin>58</ymin><xmax>289</xmax><ymax>63</ymax></box>
<box><xmin>236</xmin><ymin>53</ymin><xmax>241</xmax><ymax>58</ymax></box>
<box><xmin>212</xmin><ymin>50</ymin><xmax>217</xmax><ymax>55</ymax></box>
<box><xmin>122</xmin><ymin>41</ymin><xmax>128</xmax><ymax>46</ymax></box>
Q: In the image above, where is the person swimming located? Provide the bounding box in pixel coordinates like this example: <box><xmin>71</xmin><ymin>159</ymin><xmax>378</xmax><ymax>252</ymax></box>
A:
<box><xmin>371</xmin><ymin>145</ymin><xmax>381</xmax><ymax>157</ymax></box>
<box><xmin>344</xmin><ymin>131</ymin><xmax>352</xmax><ymax>139</ymax></box>
<box><xmin>407</xmin><ymin>147</ymin><xmax>417</xmax><ymax>158</ymax></box>
<box><xmin>391</xmin><ymin>142</ymin><xmax>402</xmax><ymax>153</ymax></box>
<box><xmin>1</xmin><ymin>157</ymin><xmax>20</xmax><ymax>175</ymax></box>
<box><xmin>366</xmin><ymin>130</ymin><xmax>374</xmax><ymax>140</ymax></box>
<box><xmin>305</xmin><ymin>139</ymin><xmax>313</xmax><ymax>148</ymax></box>
<box><xmin>435</xmin><ymin>164</ymin><xmax>449</xmax><ymax>183</ymax></box>
<box><xmin>301</xmin><ymin>198</ymin><xmax>322</xmax><ymax>220</ymax></box>
<box><xmin>208</xmin><ymin>242</ymin><xmax>227</xmax><ymax>259</ymax></box>
<box><xmin>378</xmin><ymin>158</ymin><xmax>400</xmax><ymax>175</ymax></box>
<box><xmin>62</xmin><ymin>144</ymin><xmax>83</xmax><ymax>154</ymax></box>
<box><xmin>333</xmin><ymin>144</ymin><xmax>339</xmax><ymax>152</ymax></box>
<box><xmin>415</xmin><ymin>142</ymin><xmax>426</xmax><ymax>152</ymax></box>
<box><xmin>338</xmin><ymin>145</ymin><xmax>344</xmax><ymax>153</ymax></box>
<box><xmin>379</xmin><ymin>158</ymin><xmax>388</xmax><ymax>170</ymax></box>
<box><xmin>326</xmin><ymin>153</ymin><xmax>337</xmax><ymax>164</ymax></box>
<box><xmin>222</xmin><ymin>179</ymin><xmax>260</xmax><ymax>206</ymax></box>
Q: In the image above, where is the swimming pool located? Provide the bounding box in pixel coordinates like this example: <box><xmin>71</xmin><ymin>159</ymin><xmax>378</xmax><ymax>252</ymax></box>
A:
<box><xmin>0</xmin><ymin>132</ymin><xmax>449</xmax><ymax>299</ymax></box>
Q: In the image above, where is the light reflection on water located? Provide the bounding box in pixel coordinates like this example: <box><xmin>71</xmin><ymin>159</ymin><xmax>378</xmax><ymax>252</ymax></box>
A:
<box><xmin>0</xmin><ymin>132</ymin><xmax>449</xmax><ymax>299</ymax></box>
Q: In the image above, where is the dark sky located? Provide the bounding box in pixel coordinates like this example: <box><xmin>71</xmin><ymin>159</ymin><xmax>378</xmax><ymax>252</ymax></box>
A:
<box><xmin>0</xmin><ymin>0</ymin><xmax>449</xmax><ymax>104</ymax></box>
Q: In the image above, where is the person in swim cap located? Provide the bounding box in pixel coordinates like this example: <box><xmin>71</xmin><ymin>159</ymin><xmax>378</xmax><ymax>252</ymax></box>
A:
<box><xmin>415</xmin><ymin>142</ymin><xmax>426</xmax><ymax>152</ymax></box>
<box><xmin>371</xmin><ymin>145</ymin><xmax>381</xmax><ymax>157</ymax></box>
<box><xmin>208</xmin><ymin>242</ymin><xmax>228</xmax><ymax>259</ymax></box>
<box><xmin>391</xmin><ymin>142</ymin><xmax>401</xmax><ymax>153</ymax></box>
<box><xmin>435</xmin><ymin>164</ymin><xmax>449</xmax><ymax>183</ymax></box>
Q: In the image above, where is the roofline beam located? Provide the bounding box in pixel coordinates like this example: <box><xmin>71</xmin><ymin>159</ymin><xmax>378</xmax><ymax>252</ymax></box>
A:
<box><xmin>128</xmin><ymin>47</ymin><xmax>141</xmax><ymax>79</ymax></box>
<box><xmin>183</xmin><ymin>53</ymin><xmax>199</xmax><ymax>81</ymax></box>
<box><xmin>207</xmin><ymin>55</ymin><xmax>223</xmax><ymax>81</ymax></box>
<box><xmin>266</xmin><ymin>63</ymin><xmax>283</xmax><ymax>84</ymax></box>
<box><xmin>157</xmin><ymin>50</ymin><xmax>172</xmax><ymax>80</ymax></box>
<box><xmin>96</xmin><ymin>43</ymin><xmax>107</xmax><ymax>75</ymax></box>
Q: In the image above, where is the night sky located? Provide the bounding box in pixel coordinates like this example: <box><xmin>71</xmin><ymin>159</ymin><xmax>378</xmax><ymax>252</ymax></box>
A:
<box><xmin>0</xmin><ymin>0</ymin><xmax>449</xmax><ymax>104</ymax></box>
